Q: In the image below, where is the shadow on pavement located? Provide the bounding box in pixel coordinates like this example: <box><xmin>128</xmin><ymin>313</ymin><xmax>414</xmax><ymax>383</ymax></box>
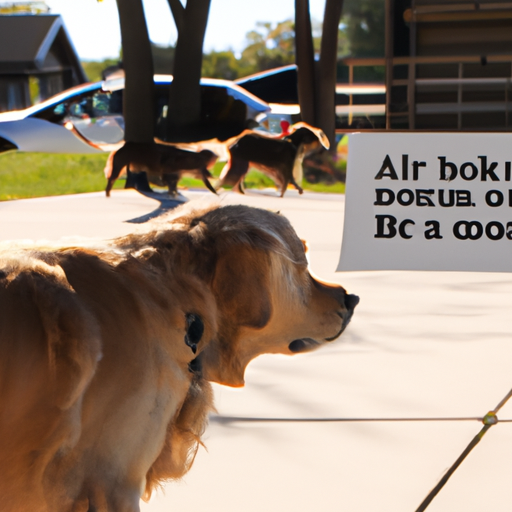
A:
<box><xmin>125</xmin><ymin>190</ymin><xmax>188</xmax><ymax>224</ymax></box>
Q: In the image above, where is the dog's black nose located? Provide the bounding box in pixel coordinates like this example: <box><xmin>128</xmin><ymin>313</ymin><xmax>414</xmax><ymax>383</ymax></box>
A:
<box><xmin>345</xmin><ymin>294</ymin><xmax>360</xmax><ymax>311</ymax></box>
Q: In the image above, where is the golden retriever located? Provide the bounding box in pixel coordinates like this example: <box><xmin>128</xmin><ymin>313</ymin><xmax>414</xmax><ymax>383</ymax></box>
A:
<box><xmin>0</xmin><ymin>202</ymin><xmax>358</xmax><ymax>512</ymax></box>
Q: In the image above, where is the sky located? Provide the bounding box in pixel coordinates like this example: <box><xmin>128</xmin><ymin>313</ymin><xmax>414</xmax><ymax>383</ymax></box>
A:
<box><xmin>38</xmin><ymin>0</ymin><xmax>328</xmax><ymax>61</ymax></box>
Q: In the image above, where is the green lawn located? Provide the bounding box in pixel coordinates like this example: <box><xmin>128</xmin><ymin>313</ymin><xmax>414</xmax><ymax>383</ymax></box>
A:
<box><xmin>0</xmin><ymin>151</ymin><xmax>344</xmax><ymax>201</ymax></box>
<box><xmin>0</xmin><ymin>152</ymin><xmax>121</xmax><ymax>200</ymax></box>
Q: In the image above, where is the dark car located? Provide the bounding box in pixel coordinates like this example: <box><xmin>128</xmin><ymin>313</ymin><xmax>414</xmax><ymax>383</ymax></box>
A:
<box><xmin>236</xmin><ymin>65</ymin><xmax>386</xmax><ymax>132</ymax></box>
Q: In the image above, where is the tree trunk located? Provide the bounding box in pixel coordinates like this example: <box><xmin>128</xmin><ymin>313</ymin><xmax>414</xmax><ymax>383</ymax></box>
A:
<box><xmin>295</xmin><ymin>0</ymin><xmax>343</xmax><ymax>152</ymax></box>
<box><xmin>295</xmin><ymin>0</ymin><xmax>316</xmax><ymax>126</ymax></box>
<box><xmin>165</xmin><ymin>0</ymin><xmax>211</xmax><ymax>139</ymax></box>
<box><xmin>115</xmin><ymin>0</ymin><xmax>155</xmax><ymax>143</ymax></box>
<box><xmin>317</xmin><ymin>0</ymin><xmax>344</xmax><ymax>151</ymax></box>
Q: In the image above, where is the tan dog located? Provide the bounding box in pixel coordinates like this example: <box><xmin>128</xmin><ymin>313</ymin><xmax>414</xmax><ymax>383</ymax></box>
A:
<box><xmin>104</xmin><ymin>141</ymin><xmax>218</xmax><ymax>197</ymax></box>
<box><xmin>0</xmin><ymin>202</ymin><xmax>358</xmax><ymax>512</ymax></box>
<box><xmin>217</xmin><ymin>122</ymin><xmax>330</xmax><ymax>197</ymax></box>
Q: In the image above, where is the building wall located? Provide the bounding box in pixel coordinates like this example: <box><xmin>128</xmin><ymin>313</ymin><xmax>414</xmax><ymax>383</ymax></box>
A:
<box><xmin>0</xmin><ymin>75</ymin><xmax>30</xmax><ymax>111</ymax></box>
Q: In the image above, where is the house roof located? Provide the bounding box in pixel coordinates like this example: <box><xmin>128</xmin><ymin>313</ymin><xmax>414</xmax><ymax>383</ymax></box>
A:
<box><xmin>0</xmin><ymin>14</ymin><xmax>86</xmax><ymax>81</ymax></box>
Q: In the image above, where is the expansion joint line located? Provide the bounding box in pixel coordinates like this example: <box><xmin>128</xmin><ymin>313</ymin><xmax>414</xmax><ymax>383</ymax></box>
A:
<box><xmin>415</xmin><ymin>387</ymin><xmax>512</xmax><ymax>512</ymax></box>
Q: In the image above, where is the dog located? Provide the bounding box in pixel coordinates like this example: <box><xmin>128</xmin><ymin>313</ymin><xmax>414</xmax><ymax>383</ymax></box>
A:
<box><xmin>0</xmin><ymin>202</ymin><xmax>358</xmax><ymax>512</ymax></box>
<box><xmin>104</xmin><ymin>141</ymin><xmax>218</xmax><ymax>197</ymax></box>
<box><xmin>216</xmin><ymin>122</ymin><xmax>330</xmax><ymax>197</ymax></box>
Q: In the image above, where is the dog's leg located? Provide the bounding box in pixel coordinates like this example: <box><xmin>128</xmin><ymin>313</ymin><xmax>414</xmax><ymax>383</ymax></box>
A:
<box><xmin>126</xmin><ymin>167</ymin><xmax>153</xmax><ymax>194</ymax></box>
<box><xmin>201</xmin><ymin>168</ymin><xmax>218</xmax><ymax>195</ymax></box>
<box><xmin>162</xmin><ymin>173</ymin><xmax>179</xmax><ymax>197</ymax></box>
<box><xmin>290</xmin><ymin>177</ymin><xmax>304</xmax><ymax>195</ymax></box>
<box><xmin>106</xmin><ymin>148</ymin><xmax>153</xmax><ymax>197</ymax></box>
<box><xmin>292</xmin><ymin>144</ymin><xmax>305</xmax><ymax>195</ymax></box>
<box><xmin>217</xmin><ymin>157</ymin><xmax>249</xmax><ymax>194</ymax></box>
<box><xmin>105</xmin><ymin>148</ymin><xmax>126</xmax><ymax>197</ymax></box>
<box><xmin>270</xmin><ymin>166</ymin><xmax>289</xmax><ymax>198</ymax></box>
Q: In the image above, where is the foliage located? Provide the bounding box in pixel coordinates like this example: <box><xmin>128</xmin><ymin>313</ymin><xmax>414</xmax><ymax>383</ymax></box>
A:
<box><xmin>0</xmin><ymin>1</ymin><xmax>48</xmax><ymax>14</ymax></box>
<box><xmin>151</xmin><ymin>43</ymin><xmax>175</xmax><ymax>74</ymax></box>
<box><xmin>201</xmin><ymin>50</ymin><xmax>240</xmax><ymax>80</ymax></box>
<box><xmin>81</xmin><ymin>44</ymin><xmax>174</xmax><ymax>84</ymax></box>
<box><xmin>201</xmin><ymin>20</ymin><xmax>301</xmax><ymax>78</ymax></box>
<box><xmin>80</xmin><ymin>16</ymin><xmax>353</xmax><ymax>83</ymax></box>
<box><xmin>337</xmin><ymin>23</ymin><xmax>351</xmax><ymax>58</ymax></box>
<box><xmin>240</xmin><ymin>20</ymin><xmax>296</xmax><ymax>74</ymax></box>
<box><xmin>200</xmin><ymin>18</ymin><xmax>349</xmax><ymax>79</ymax></box>
<box><xmin>81</xmin><ymin>58</ymin><xmax>121</xmax><ymax>82</ymax></box>
<box><xmin>28</xmin><ymin>76</ymin><xmax>40</xmax><ymax>104</ymax></box>
<box><xmin>344</xmin><ymin>0</ymin><xmax>385</xmax><ymax>58</ymax></box>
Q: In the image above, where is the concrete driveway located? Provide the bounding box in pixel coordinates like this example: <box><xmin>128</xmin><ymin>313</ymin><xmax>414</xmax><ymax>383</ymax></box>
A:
<box><xmin>1</xmin><ymin>188</ymin><xmax>511</xmax><ymax>511</ymax></box>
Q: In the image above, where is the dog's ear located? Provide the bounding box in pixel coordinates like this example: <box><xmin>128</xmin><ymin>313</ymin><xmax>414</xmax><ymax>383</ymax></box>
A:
<box><xmin>290</xmin><ymin>122</ymin><xmax>330</xmax><ymax>150</ymax></box>
<box><xmin>212</xmin><ymin>244</ymin><xmax>272</xmax><ymax>329</ymax></box>
<box><xmin>201</xmin><ymin>244</ymin><xmax>273</xmax><ymax>387</ymax></box>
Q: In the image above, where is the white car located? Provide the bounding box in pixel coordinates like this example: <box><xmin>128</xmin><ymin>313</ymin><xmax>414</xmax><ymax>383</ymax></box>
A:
<box><xmin>0</xmin><ymin>75</ymin><xmax>271</xmax><ymax>155</ymax></box>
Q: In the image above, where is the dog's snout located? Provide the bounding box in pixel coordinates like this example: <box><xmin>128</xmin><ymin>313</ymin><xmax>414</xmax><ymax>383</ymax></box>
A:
<box><xmin>344</xmin><ymin>293</ymin><xmax>360</xmax><ymax>311</ymax></box>
<box><xmin>311</xmin><ymin>277</ymin><xmax>346</xmax><ymax>304</ymax></box>
<box><xmin>311</xmin><ymin>277</ymin><xmax>359</xmax><ymax>313</ymax></box>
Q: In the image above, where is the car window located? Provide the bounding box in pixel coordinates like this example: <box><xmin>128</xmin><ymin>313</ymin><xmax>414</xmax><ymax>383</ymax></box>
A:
<box><xmin>67</xmin><ymin>91</ymin><xmax>123</xmax><ymax>120</ymax></box>
<box><xmin>33</xmin><ymin>90</ymin><xmax>123</xmax><ymax>123</ymax></box>
<box><xmin>64</xmin><ymin>90</ymin><xmax>125</xmax><ymax>145</ymax></box>
<box><xmin>32</xmin><ymin>99</ymin><xmax>70</xmax><ymax>123</ymax></box>
<box><xmin>32</xmin><ymin>81</ymin><xmax>260</xmax><ymax>145</ymax></box>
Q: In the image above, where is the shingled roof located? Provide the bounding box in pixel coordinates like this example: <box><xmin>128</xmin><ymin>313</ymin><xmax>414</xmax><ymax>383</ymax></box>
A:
<box><xmin>0</xmin><ymin>14</ymin><xmax>86</xmax><ymax>82</ymax></box>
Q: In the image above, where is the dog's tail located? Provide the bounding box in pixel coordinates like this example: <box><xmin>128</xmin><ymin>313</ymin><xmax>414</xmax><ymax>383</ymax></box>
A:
<box><xmin>201</xmin><ymin>169</ymin><xmax>218</xmax><ymax>195</ymax></box>
<box><xmin>197</xmin><ymin>150</ymin><xmax>218</xmax><ymax>195</ymax></box>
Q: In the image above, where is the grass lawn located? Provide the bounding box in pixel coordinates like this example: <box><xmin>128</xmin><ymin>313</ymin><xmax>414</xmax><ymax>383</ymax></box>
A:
<box><xmin>0</xmin><ymin>151</ymin><xmax>344</xmax><ymax>201</ymax></box>
<box><xmin>0</xmin><ymin>152</ymin><xmax>120</xmax><ymax>201</ymax></box>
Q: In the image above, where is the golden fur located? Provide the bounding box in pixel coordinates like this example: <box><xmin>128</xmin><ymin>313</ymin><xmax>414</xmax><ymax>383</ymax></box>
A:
<box><xmin>0</xmin><ymin>202</ymin><xmax>358</xmax><ymax>512</ymax></box>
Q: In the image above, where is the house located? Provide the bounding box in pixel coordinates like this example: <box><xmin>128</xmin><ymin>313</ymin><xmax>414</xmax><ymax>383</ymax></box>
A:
<box><xmin>385</xmin><ymin>0</ymin><xmax>512</xmax><ymax>130</ymax></box>
<box><xmin>0</xmin><ymin>13</ymin><xmax>87</xmax><ymax>112</ymax></box>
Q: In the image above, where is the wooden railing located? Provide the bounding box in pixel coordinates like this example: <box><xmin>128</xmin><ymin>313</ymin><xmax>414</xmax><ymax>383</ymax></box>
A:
<box><xmin>337</xmin><ymin>55</ymin><xmax>512</xmax><ymax>131</ymax></box>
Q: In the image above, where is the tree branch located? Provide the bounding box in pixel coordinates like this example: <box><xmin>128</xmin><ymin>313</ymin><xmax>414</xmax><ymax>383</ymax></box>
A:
<box><xmin>166</xmin><ymin>0</ymin><xmax>185</xmax><ymax>33</ymax></box>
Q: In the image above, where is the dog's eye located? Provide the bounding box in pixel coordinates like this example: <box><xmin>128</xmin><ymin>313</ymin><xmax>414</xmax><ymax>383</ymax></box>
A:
<box><xmin>185</xmin><ymin>313</ymin><xmax>204</xmax><ymax>354</ymax></box>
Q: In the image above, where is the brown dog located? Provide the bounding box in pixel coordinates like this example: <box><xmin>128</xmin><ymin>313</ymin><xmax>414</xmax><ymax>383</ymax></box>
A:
<box><xmin>0</xmin><ymin>202</ymin><xmax>358</xmax><ymax>512</ymax></box>
<box><xmin>217</xmin><ymin>122</ymin><xmax>330</xmax><ymax>197</ymax></box>
<box><xmin>104</xmin><ymin>141</ymin><xmax>218</xmax><ymax>197</ymax></box>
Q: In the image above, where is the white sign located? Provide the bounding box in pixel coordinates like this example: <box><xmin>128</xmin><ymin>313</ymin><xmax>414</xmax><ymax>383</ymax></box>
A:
<box><xmin>338</xmin><ymin>133</ymin><xmax>512</xmax><ymax>272</ymax></box>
